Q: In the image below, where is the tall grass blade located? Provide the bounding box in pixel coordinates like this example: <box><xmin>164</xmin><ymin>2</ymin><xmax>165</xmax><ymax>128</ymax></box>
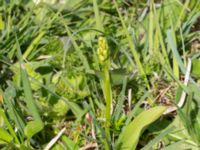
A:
<box><xmin>113</xmin><ymin>77</ymin><xmax>127</xmax><ymax>120</ymax></box>
<box><xmin>141</xmin><ymin>127</ymin><xmax>174</xmax><ymax>150</ymax></box>
<box><xmin>153</xmin><ymin>5</ymin><xmax>170</xmax><ymax>67</ymax></box>
<box><xmin>15</xmin><ymin>35</ymin><xmax>42</xmax><ymax>122</ymax></box>
<box><xmin>175</xmin><ymin>0</ymin><xmax>190</xmax><ymax>29</ymax></box>
<box><xmin>93</xmin><ymin>0</ymin><xmax>104</xmax><ymax>32</ymax></box>
<box><xmin>167</xmin><ymin>30</ymin><xmax>186</xmax><ymax>74</ymax></box>
<box><xmin>161</xmin><ymin>141</ymin><xmax>184</xmax><ymax>150</ymax></box>
<box><xmin>149</xmin><ymin>0</ymin><xmax>154</xmax><ymax>54</ymax></box>
<box><xmin>3</xmin><ymin>85</ymin><xmax>25</xmax><ymax>135</ymax></box>
<box><xmin>114</xmin><ymin>0</ymin><xmax>150</xmax><ymax>91</ymax></box>
<box><xmin>61</xmin><ymin>21</ymin><xmax>91</xmax><ymax>73</ymax></box>
<box><xmin>22</xmin><ymin>31</ymin><xmax>45</xmax><ymax>60</ymax></box>
<box><xmin>0</xmin><ymin>109</ymin><xmax>20</xmax><ymax>144</ymax></box>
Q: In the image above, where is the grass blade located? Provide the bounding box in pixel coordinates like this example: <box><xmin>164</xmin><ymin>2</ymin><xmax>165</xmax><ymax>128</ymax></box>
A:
<box><xmin>149</xmin><ymin>0</ymin><xmax>154</xmax><ymax>54</ymax></box>
<box><xmin>3</xmin><ymin>85</ymin><xmax>25</xmax><ymax>136</ymax></box>
<box><xmin>114</xmin><ymin>0</ymin><xmax>150</xmax><ymax>91</ymax></box>
<box><xmin>161</xmin><ymin>141</ymin><xmax>184</xmax><ymax>150</ymax></box>
<box><xmin>141</xmin><ymin>127</ymin><xmax>174</xmax><ymax>150</ymax></box>
<box><xmin>0</xmin><ymin>108</ymin><xmax>20</xmax><ymax>144</ymax></box>
<box><xmin>22</xmin><ymin>31</ymin><xmax>45</xmax><ymax>60</ymax></box>
<box><xmin>113</xmin><ymin>76</ymin><xmax>127</xmax><ymax>120</ymax></box>
<box><xmin>15</xmin><ymin>35</ymin><xmax>42</xmax><ymax>122</ymax></box>
<box><xmin>167</xmin><ymin>29</ymin><xmax>186</xmax><ymax>74</ymax></box>
<box><xmin>93</xmin><ymin>0</ymin><xmax>104</xmax><ymax>32</ymax></box>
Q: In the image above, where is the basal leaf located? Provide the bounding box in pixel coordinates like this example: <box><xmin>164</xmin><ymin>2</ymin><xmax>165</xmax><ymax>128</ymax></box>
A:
<box><xmin>191</xmin><ymin>59</ymin><xmax>200</xmax><ymax>78</ymax></box>
<box><xmin>110</xmin><ymin>69</ymin><xmax>128</xmax><ymax>85</ymax></box>
<box><xmin>24</xmin><ymin>120</ymin><xmax>44</xmax><ymax>139</ymax></box>
<box><xmin>0</xmin><ymin>15</ymin><xmax>4</xmax><ymax>30</ymax></box>
<box><xmin>116</xmin><ymin>106</ymin><xmax>166</xmax><ymax>150</ymax></box>
<box><xmin>61</xmin><ymin>135</ymin><xmax>79</xmax><ymax>150</ymax></box>
<box><xmin>0</xmin><ymin>128</ymin><xmax>13</xmax><ymax>143</ymax></box>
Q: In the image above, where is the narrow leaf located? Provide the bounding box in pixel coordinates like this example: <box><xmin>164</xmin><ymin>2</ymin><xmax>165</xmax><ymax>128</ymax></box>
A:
<box><xmin>15</xmin><ymin>35</ymin><xmax>42</xmax><ymax>122</ymax></box>
<box><xmin>141</xmin><ymin>127</ymin><xmax>174</xmax><ymax>150</ymax></box>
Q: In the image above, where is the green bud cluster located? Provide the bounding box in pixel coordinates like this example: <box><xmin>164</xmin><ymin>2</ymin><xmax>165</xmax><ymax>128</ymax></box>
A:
<box><xmin>97</xmin><ymin>37</ymin><xmax>109</xmax><ymax>65</ymax></box>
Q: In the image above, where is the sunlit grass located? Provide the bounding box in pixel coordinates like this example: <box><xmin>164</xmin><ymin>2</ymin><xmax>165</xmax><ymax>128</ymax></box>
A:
<box><xmin>0</xmin><ymin>0</ymin><xmax>200</xmax><ymax>149</ymax></box>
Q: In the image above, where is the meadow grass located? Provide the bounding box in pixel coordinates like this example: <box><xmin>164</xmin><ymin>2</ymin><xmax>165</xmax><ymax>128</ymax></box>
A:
<box><xmin>0</xmin><ymin>0</ymin><xmax>200</xmax><ymax>149</ymax></box>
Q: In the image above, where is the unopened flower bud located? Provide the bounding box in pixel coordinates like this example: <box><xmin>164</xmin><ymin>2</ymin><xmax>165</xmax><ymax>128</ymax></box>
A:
<box><xmin>97</xmin><ymin>37</ymin><xmax>109</xmax><ymax>65</ymax></box>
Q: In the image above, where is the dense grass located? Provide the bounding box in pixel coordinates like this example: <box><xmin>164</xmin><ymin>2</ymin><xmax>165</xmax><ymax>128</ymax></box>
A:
<box><xmin>0</xmin><ymin>0</ymin><xmax>200</xmax><ymax>149</ymax></box>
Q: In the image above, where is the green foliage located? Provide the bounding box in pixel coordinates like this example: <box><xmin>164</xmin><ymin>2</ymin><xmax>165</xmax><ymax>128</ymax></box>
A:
<box><xmin>61</xmin><ymin>135</ymin><xmax>79</xmax><ymax>150</ymax></box>
<box><xmin>0</xmin><ymin>128</ymin><xmax>13</xmax><ymax>143</ymax></box>
<box><xmin>191</xmin><ymin>58</ymin><xmax>200</xmax><ymax>78</ymax></box>
<box><xmin>0</xmin><ymin>0</ymin><xmax>200</xmax><ymax>149</ymax></box>
<box><xmin>0</xmin><ymin>15</ymin><xmax>3</xmax><ymax>30</ymax></box>
<box><xmin>52</xmin><ymin>100</ymin><xmax>69</xmax><ymax>116</ymax></box>
<box><xmin>24</xmin><ymin>120</ymin><xmax>44</xmax><ymax>140</ymax></box>
<box><xmin>56</xmin><ymin>72</ymin><xmax>90</xmax><ymax>100</ymax></box>
<box><xmin>116</xmin><ymin>106</ymin><xmax>166</xmax><ymax>149</ymax></box>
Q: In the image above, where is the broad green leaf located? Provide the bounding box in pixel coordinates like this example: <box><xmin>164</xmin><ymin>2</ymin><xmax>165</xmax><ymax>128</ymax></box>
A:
<box><xmin>191</xmin><ymin>59</ymin><xmax>200</xmax><ymax>78</ymax></box>
<box><xmin>61</xmin><ymin>135</ymin><xmax>79</xmax><ymax>150</ymax></box>
<box><xmin>161</xmin><ymin>141</ymin><xmax>184</xmax><ymax>150</ymax></box>
<box><xmin>24</xmin><ymin>120</ymin><xmax>44</xmax><ymax>139</ymax></box>
<box><xmin>0</xmin><ymin>108</ymin><xmax>20</xmax><ymax>144</ymax></box>
<box><xmin>125</xmin><ymin>91</ymin><xmax>150</xmax><ymax>126</ymax></box>
<box><xmin>0</xmin><ymin>16</ymin><xmax>4</xmax><ymax>30</ymax></box>
<box><xmin>20</xmin><ymin>145</ymin><xmax>32</xmax><ymax>150</ymax></box>
<box><xmin>110</xmin><ymin>69</ymin><xmax>128</xmax><ymax>85</ymax></box>
<box><xmin>0</xmin><ymin>128</ymin><xmax>13</xmax><ymax>143</ymax></box>
<box><xmin>52</xmin><ymin>143</ymin><xmax>64</xmax><ymax>150</ymax></box>
<box><xmin>116</xmin><ymin>106</ymin><xmax>166</xmax><ymax>150</ymax></box>
<box><xmin>0</xmin><ymin>139</ymin><xmax>7</xmax><ymax>145</ymax></box>
<box><xmin>0</xmin><ymin>115</ymin><xmax>3</xmax><ymax>127</ymax></box>
<box><xmin>3</xmin><ymin>84</ymin><xmax>25</xmax><ymax>135</ymax></box>
<box><xmin>11</xmin><ymin>62</ymin><xmax>47</xmax><ymax>90</ymax></box>
<box><xmin>53</xmin><ymin>100</ymin><xmax>69</xmax><ymax>116</ymax></box>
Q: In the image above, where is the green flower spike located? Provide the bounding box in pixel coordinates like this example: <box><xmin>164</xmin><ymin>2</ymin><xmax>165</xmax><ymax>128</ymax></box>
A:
<box><xmin>97</xmin><ymin>37</ymin><xmax>109</xmax><ymax>65</ymax></box>
<box><xmin>97</xmin><ymin>36</ymin><xmax>112</xmax><ymax>148</ymax></box>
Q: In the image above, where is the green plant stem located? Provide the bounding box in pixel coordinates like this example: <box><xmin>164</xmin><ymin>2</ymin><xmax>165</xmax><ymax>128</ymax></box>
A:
<box><xmin>101</xmin><ymin>68</ymin><xmax>112</xmax><ymax>150</ymax></box>
<box><xmin>103</xmin><ymin>69</ymin><xmax>111</xmax><ymax>135</ymax></box>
